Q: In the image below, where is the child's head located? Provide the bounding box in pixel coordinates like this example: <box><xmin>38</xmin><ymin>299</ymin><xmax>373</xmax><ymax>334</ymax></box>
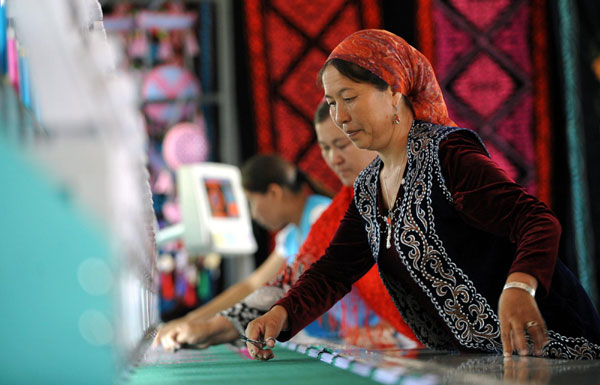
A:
<box><xmin>241</xmin><ymin>154</ymin><xmax>304</xmax><ymax>231</ymax></box>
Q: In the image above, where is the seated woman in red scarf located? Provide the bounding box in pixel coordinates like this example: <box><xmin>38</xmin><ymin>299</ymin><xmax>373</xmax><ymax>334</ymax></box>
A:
<box><xmin>246</xmin><ymin>29</ymin><xmax>600</xmax><ymax>361</ymax></box>
<box><xmin>153</xmin><ymin>102</ymin><xmax>419</xmax><ymax>351</ymax></box>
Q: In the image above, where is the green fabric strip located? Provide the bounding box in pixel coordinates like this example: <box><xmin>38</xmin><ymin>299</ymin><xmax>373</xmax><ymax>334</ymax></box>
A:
<box><xmin>557</xmin><ymin>0</ymin><xmax>598</xmax><ymax>307</ymax></box>
<box><xmin>125</xmin><ymin>344</ymin><xmax>381</xmax><ymax>385</ymax></box>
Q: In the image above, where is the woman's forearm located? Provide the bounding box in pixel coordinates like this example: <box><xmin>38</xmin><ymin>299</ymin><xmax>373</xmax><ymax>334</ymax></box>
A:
<box><xmin>202</xmin><ymin>315</ymin><xmax>242</xmax><ymax>345</ymax></box>
<box><xmin>185</xmin><ymin>252</ymin><xmax>286</xmax><ymax>322</ymax></box>
<box><xmin>185</xmin><ymin>280</ymin><xmax>257</xmax><ymax>321</ymax></box>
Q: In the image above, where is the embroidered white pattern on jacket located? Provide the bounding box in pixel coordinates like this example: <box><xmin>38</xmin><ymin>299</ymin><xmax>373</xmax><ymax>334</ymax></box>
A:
<box><xmin>353</xmin><ymin>120</ymin><xmax>600</xmax><ymax>359</ymax></box>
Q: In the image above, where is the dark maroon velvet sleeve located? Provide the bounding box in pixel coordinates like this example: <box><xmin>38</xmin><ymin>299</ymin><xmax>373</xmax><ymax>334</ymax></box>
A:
<box><xmin>439</xmin><ymin>131</ymin><xmax>561</xmax><ymax>294</ymax></box>
<box><xmin>274</xmin><ymin>199</ymin><xmax>375</xmax><ymax>341</ymax></box>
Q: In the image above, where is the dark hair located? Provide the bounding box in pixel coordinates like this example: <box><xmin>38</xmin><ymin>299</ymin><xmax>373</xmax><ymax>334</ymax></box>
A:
<box><xmin>241</xmin><ymin>153</ymin><xmax>333</xmax><ymax>197</ymax></box>
<box><xmin>314</xmin><ymin>101</ymin><xmax>330</xmax><ymax>126</ymax></box>
<box><xmin>317</xmin><ymin>58</ymin><xmax>389</xmax><ymax>91</ymax></box>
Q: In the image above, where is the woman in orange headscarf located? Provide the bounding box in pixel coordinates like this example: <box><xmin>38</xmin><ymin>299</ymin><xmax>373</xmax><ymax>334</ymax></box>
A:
<box><xmin>246</xmin><ymin>29</ymin><xmax>600</xmax><ymax>360</ymax></box>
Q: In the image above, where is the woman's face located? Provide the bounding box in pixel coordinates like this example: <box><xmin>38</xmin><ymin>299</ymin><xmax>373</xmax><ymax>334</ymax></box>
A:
<box><xmin>322</xmin><ymin>65</ymin><xmax>402</xmax><ymax>151</ymax></box>
<box><xmin>244</xmin><ymin>187</ymin><xmax>286</xmax><ymax>231</ymax></box>
<box><xmin>315</xmin><ymin>117</ymin><xmax>377</xmax><ymax>186</ymax></box>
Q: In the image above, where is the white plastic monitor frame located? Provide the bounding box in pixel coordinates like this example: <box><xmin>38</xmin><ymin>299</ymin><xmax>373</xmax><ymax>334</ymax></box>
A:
<box><xmin>177</xmin><ymin>162</ymin><xmax>257</xmax><ymax>255</ymax></box>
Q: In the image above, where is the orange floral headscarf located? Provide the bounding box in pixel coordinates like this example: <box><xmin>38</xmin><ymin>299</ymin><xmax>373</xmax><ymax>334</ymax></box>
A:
<box><xmin>327</xmin><ymin>29</ymin><xmax>455</xmax><ymax>127</ymax></box>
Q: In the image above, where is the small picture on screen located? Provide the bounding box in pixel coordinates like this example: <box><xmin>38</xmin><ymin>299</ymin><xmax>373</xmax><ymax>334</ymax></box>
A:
<box><xmin>203</xmin><ymin>177</ymin><xmax>239</xmax><ymax>218</ymax></box>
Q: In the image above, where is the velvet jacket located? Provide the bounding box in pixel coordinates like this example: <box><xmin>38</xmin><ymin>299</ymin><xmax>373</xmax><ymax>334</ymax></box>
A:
<box><xmin>275</xmin><ymin>121</ymin><xmax>600</xmax><ymax>359</ymax></box>
<box><xmin>221</xmin><ymin>187</ymin><xmax>417</xmax><ymax>346</ymax></box>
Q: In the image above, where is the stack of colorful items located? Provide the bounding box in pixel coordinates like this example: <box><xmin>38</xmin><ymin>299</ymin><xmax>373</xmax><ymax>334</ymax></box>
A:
<box><xmin>103</xmin><ymin>2</ymin><xmax>216</xmax><ymax>321</ymax></box>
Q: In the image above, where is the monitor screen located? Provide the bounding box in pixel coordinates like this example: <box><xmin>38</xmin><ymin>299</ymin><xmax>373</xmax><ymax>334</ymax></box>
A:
<box><xmin>203</xmin><ymin>177</ymin><xmax>239</xmax><ymax>218</ymax></box>
<box><xmin>177</xmin><ymin>162</ymin><xmax>257</xmax><ymax>255</ymax></box>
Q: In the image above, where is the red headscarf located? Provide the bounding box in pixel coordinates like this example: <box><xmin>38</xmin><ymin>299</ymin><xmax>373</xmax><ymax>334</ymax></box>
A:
<box><xmin>327</xmin><ymin>29</ymin><xmax>455</xmax><ymax>127</ymax></box>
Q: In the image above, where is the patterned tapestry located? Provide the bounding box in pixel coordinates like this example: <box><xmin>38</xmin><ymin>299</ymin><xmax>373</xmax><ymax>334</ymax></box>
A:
<box><xmin>417</xmin><ymin>0</ymin><xmax>552</xmax><ymax>205</ymax></box>
<box><xmin>243</xmin><ymin>0</ymin><xmax>382</xmax><ymax>192</ymax></box>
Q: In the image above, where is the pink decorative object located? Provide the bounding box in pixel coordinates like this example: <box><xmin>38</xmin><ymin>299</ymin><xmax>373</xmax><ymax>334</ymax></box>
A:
<box><xmin>128</xmin><ymin>32</ymin><xmax>148</xmax><ymax>58</ymax></box>
<box><xmin>162</xmin><ymin>121</ymin><xmax>209</xmax><ymax>170</ymax></box>
<box><xmin>153</xmin><ymin>169</ymin><xmax>174</xmax><ymax>194</ymax></box>
<box><xmin>141</xmin><ymin>64</ymin><xmax>200</xmax><ymax>126</ymax></box>
<box><xmin>162</xmin><ymin>200</ymin><xmax>181</xmax><ymax>224</ymax></box>
<box><xmin>7</xmin><ymin>29</ymin><xmax>19</xmax><ymax>95</ymax></box>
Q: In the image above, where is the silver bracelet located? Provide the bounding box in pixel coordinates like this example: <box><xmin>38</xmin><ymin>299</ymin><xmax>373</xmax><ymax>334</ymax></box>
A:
<box><xmin>503</xmin><ymin>282</ymin><xmax>536</xmax><ymax>297</ymax></box>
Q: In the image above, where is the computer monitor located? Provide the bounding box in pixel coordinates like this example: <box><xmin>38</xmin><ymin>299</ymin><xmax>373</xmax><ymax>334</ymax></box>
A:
<box><xmin>177</xmin><ymin>162</ymin><xmax>257</xmax><ymax>255</ymax></box>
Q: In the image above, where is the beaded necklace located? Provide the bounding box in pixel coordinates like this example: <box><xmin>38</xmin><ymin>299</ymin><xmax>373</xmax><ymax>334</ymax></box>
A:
<box><xmin>380</xmin><ymin>152</ymin><xmax>407</xmax><ymax>249</ymax></box>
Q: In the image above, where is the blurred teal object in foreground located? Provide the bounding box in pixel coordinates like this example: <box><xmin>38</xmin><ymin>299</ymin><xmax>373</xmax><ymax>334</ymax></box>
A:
<box><xmin>0</xmin><ymin>139</ymin><xmax>115</xmax><ymax>384</ymax></box>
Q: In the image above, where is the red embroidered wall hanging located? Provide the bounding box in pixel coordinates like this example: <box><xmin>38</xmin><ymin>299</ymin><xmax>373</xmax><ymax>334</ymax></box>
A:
<box><xmin>244</xmin><ymin>0</ymin><xmax>382</xmax><ymax>192</ymax></box>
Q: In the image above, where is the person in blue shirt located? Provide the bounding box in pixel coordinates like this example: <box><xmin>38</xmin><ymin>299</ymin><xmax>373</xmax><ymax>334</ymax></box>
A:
<box><xmin>154</xmin><ymin>153</ymin><xmax>331</xmax><ymax>351</ymax></box>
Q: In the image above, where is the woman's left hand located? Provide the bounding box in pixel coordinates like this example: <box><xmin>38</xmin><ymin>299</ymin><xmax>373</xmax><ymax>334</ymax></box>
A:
<box><xmin>498</xmin><ymin>274</ymin><xmax>547</xmax><ymax>357</ymax></box>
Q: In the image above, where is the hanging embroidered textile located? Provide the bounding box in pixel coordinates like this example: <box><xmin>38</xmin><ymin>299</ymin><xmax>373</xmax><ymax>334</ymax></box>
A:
<box><xmin>416</xmin><ymin>0</ymin><xmax>552</xmax><ymax>204</ymax></box>
<box><xmin>243</xmin><ymin>0</ymin><xmax>382</xmax><ymax>192</ymax></box>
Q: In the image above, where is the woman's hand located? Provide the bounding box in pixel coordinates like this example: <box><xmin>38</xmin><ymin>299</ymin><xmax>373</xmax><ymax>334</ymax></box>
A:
<box><xmin>152</xmin><ymin>316</ymin><xmax>238</xmax><ymax>352</ymax></box>
<box><xmin>153</xmin><ymin>318</ymin><xmax>189</xmax><ymax>352</ymax></box>
<box><xmin>498</xmin><ymin>273</ymin><xmax>547</xmax><ymax>357</ymax></box>
<box><xmin>244</xmin><ymin>305</ymin><xmax>288</xmax><ymax>360</ymax></box>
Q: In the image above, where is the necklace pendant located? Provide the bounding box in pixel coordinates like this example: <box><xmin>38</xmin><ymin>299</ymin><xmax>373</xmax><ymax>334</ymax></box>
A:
<box><xmin>385</xmin><ymin>217</ymin><xmax>392</xmax><ymax>249</ymax></box>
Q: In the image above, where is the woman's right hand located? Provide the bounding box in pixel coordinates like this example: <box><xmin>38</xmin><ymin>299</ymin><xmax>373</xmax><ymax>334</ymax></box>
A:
<box><xmin>244</xmin><ymin>305</ymin><xmax>288</xmax><ymax>360</ymax></box>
